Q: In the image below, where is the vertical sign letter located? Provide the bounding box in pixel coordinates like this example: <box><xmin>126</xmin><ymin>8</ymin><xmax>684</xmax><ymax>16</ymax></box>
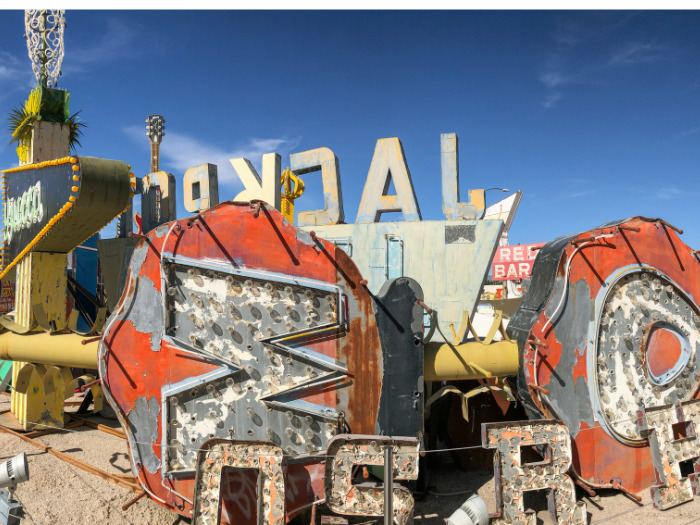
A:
<box><xmin>192</xmin><ymin>440</ymin><xmax>285</xmax><ymax>525</ymax></box>
<box><xmin>482</xmin><ymin>420</ymin><xmax>587</xmax><ymax>525</ymax></box>
<box><xmin>356</xmin><ymin>138</ymin><xmax>421</xmax><ymax>223</ymax></box>
<box><xmin>231</xmin><ymin>153</ymin><xmax>281</xmax><ymax>210</ymax></box>
<box><xmin>184</xmin><ymin>163</ymin><xmax>219</xmax><ymax>213</ymax></box>
<box><xmin>441</xmin><ymin>133</ymin><xmax>485</xmax><ymax>220</ymax></box>
<box><xmin>289</xmin><ymin>147</ymin><xmax>344</xmax><ymax>226</ymax></box>
<box><xmin>642</xmin><ymin>400</ymin><xmax>700</xmax><ymax>509</ymax></box>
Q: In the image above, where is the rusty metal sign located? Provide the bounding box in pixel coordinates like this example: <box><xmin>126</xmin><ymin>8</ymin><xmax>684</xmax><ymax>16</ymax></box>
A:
<box><xmin>191</xmin><ymin>439</ymin><xmax>285</xmax><ymax>525</ymax></box>
<box><xmin>324</xmin><ymin>435</ymin><xmax>419</xmax><ymax>525</ymax></box>
<box><xmin>482</xmin><ymin>419</ymin><xmax>587</xmax><ymax>525</ymax></box>
<box><xmin>98</xmin><ymin>201</ymin><xmax>424</xmax><ymax>522</ymax></box>
<box><xmin>642</xmin><ymin>400</ymin><xmax>700</xmax><ymax>509</ymax></box>
<box><xmin>508</xmin><ymin>217</ymin><xmax>700</xmax><ymax>493</ymax></box>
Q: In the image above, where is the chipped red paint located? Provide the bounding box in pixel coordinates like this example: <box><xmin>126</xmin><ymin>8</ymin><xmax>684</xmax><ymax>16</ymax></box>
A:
<box><xmin>99</xmin><ymin>202</ymin><xmax>385</xmax><ymax>523</ymax></box>
<box><xmin>646</xmin><ymin>327</ymin><xmax>683</xmax><ymax>379</ymax></box>
<box><xmin>516</xmin><ymin>217</ymin><xmax>700</xmax><ymax>494</ymax></box>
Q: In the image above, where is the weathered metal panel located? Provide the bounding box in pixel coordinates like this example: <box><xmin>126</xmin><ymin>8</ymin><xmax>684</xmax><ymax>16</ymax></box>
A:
<box><xmin>508</xmin><ymin>217</ymin><xmax>700</xmax><ymax>493</ymax></box>
<box><xmin>372</xmin><ymin>277</ymin><xmax>424</xmax><ymax>437</ymax></box>
<box><xmin>141</xmin><ymin>171</ymin><xmax>177</xmax><ymax>233</ymax></box>
<box><xmin>305</xmin><ymin>219</ymin><xmax>504</xmax><ymax>343</ymax></box>
<box><xmin>385</xmin><ymin>235</ymin><xmax>403</xmax><ymax>281</ymax></box>
<box><xmin>99</xmin><ymin>202</ymin><xmax>393</xmax><ymax>522</ymax></box>
<box><xmin>96</xmin><ymin>237</ymin><xmax>140</xmax><ymax>312</ymax></box>
<box><xmin>29</xmin><ymin>120</ymin><xmax>70</xmax><ymax>164</ymax></box>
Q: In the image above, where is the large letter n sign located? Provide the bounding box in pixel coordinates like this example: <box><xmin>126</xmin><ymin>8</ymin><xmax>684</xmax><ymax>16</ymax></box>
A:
<box><xmin>482</xmin><ymin>420</ymin><xmax>586</xmax><ymax>525</ymax></box>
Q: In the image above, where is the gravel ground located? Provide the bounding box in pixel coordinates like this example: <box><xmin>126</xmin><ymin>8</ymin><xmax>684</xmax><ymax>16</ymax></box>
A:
<box><xmin>2</xmin><ymin>393</ymin><xmax>700</xmax><ymax>525</ymax></box>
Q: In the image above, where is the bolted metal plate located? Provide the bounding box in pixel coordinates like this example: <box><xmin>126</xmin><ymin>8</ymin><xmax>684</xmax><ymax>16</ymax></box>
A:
<box><xmin>164</xmin><ymin>369</ymin><xmax>341</xmax><ymax>473</ymax></box>
<box><xmin>161</xmin><ymin>260</ymin><xmax>347</xmax><ymax>472</ymax></box>
<box><xmin>164</xmin><ymin>259</ymin><xmax>345</xmax><ymax>363</ymax></box>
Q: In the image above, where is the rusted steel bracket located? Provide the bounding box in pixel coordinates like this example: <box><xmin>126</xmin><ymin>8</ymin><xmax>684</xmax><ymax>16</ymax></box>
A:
<box><xmin>645</xmin><ymin>218</ymin><xmax>684</xmax><ymax>235</ymax></box>
<box><xmin>528</xmin><ymin>384</ymin><xmax>550</xmax><ymax>396</ymax></box>
<box><xmin>0</xmin><ymin>423</ymin><xmax>141</xmax><ymax>493</ymax></box>
<box><xmin>121</xmin><ymin>491</ymin><xmax>147</xmax><ymax>511</ymax></box>
<box><xmin>616</xmin><ymin>225</ymin><xmax>641</xmax><ymax>233</ymax></box>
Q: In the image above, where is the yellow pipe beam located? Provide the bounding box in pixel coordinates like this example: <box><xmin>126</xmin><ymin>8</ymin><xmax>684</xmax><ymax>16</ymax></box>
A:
<box><xmin>0</xmin><ymin>332</ymin><xmax>98</xmax><ymax>369</ymax></box>
<box><xmin>424</xmin><ymin>340</ymin><xmax>519</xmax><ymax>381</ymax></box>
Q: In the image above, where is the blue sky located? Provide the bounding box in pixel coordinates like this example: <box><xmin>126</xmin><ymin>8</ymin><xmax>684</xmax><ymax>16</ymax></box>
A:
<box><xmin>1</xmin><ymin>10</ymin><xmax>699</xmax><ymax>249</ymax></box>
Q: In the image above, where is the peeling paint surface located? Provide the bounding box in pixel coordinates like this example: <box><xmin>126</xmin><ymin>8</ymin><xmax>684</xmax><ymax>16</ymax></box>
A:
<box><xmin>129</xmin><ymin>276</ymin><xmax>164</xmax><ymax>352</ymax></box>
<box><xmin>482</xmin><ymin>420</ymin><xmax>587</xmax><ymax>525</ymax></box>
<box><xmin>100</xmin><ymin>202</ymin><xmax>388</xmax><ymax>522</ymax></box>
<box><xmin>192</xmin><ymin>440</ymin><xmax>285</xmax><ymax>525</ymax></box>
<box><xmin>127</xmin><ymin>395</ymin><xmax>161</xmax><ymax>474</ymax></box>
<box><xmin>642</xmin><ymin>400</ymin><xmax>700</xmax><ymax>509</ymax></box>
<box><xmin>324</xmin><ymin>435</ymin><xmax>419</xmax><ymax>525</ymax></box>
<box><xmin>509</xmin><ymin>217</ymin><xmax>700</xmax><ymax>493</ymax></box>
<box><xmin>305</xmin><ymin>219</ymin><xmax>503</xmax><ymax>343</ymax></box>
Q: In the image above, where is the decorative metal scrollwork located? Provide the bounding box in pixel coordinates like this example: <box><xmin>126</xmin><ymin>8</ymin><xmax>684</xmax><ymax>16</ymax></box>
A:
<box><xmin>24</xmin><ymin>10</ymin><xmax>65</xmax><ymax>88</ymax></box>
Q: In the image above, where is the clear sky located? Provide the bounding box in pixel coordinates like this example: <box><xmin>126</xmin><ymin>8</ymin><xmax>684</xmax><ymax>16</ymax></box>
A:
<box><xmin>1</xmin><ymin>10</ymin><xmax>699</xmax><ymax>249</ymax></box>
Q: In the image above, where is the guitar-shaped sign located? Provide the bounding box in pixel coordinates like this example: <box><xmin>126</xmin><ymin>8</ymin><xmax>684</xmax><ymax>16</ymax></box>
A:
<box><xmin>146</xmin><ymin>114</ymin><xmax>165</xmax><ymax>173</ymax></box>
<box><xmin>143</xmin><ymin>114</ymin><xmax>166</xmax><ymax>228</ymax></box>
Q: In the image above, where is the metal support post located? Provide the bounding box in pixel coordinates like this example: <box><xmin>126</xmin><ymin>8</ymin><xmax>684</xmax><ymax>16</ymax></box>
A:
<box><xmin>384</xmin><ymin>445</ymin><xmax>393</xmax><ymax>525</ymax></box>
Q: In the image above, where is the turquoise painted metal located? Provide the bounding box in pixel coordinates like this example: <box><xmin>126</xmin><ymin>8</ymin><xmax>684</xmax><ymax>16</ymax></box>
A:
<box><xmin>304</xmin><ymin>219</ymin><xmax>504</xmax><ymax>343</ymax></box>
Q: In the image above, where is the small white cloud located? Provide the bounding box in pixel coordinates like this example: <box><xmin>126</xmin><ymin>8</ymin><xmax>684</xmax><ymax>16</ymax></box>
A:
<box><xmin>680</xmin><ymin>126</ymin><xmax>700</xmax><ymax>138</ymax></box>
<box><xmin>62</xmin><ymin>18</ymin><xmax>136</xmax><ymax>74</ymax></box>
<box><xmin>607</xmin><ymin>41</ymin><xmax>667</xmax><ymax>67</ymax></box>
<box><xmin>123</xmin><ymin>126</ymin><xmax>302</xmax><ymax>190</ymax></box>
<box><xmin>570</xmin><ymin>190</ymin><xmax>595</xmax><ymax>198</ymax></box>
<box><xmin>539</xmin><ymin>54</ymin><xmax>570</xmax><ymax>108</ymax></box>
<box><xmin>657</xmin><ymin>187</ymin><xmax>683</xmax><ymax>200</ymax></box>
<box><xmin>540</xmin><ymin>16</ymin><xmax>669</xmax><ymax>110</ymax></box>
<box><xmin>0</xmin><ymin>51</ymin><xmax>35</xmax><ymax>102</ymax></box>
<box><xmin>542</xmin><ymin>90</ymin><xmax>562</xmax><ymax>109</ymax></box>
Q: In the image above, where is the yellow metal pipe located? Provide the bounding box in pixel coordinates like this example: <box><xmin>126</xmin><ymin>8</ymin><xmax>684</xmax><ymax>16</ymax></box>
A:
<box><xmin>0</xmin><ymin>332</ymin><xmax>98</xmax><ymax>369</ymax></box>
<box><xmin>424</xmin><ymin>340</ymin><xmax>519</xmax><ymax>381</ymax></box>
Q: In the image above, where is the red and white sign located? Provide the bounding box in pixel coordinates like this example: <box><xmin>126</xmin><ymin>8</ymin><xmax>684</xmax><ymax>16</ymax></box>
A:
<box><xmin>491</xmin><ymin>243</ymin><xmax>545</xmax><ymax>281</ymax></box>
